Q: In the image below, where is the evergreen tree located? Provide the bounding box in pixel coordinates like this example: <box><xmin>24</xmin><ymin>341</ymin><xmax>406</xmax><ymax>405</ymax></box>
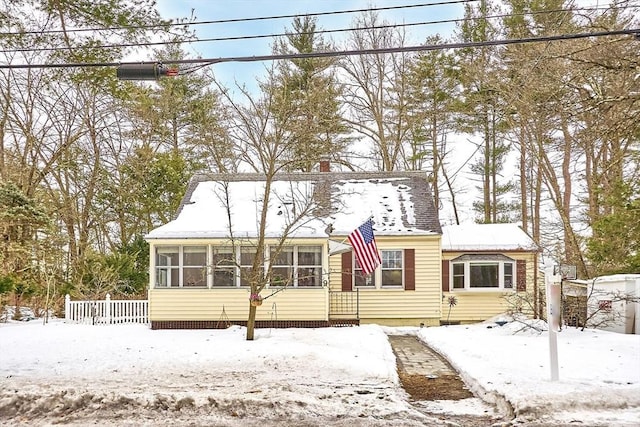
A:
<box><xmin>455</xmin><ymin>0</ymin><xmax>519</xmax><ymax>223</ymax></box>
<box><xmin>407</xmin><ymin>36</ymin><xmax>460</xmax><ymax>219</ymax></box>
<box><xmin>270</xmin><ymin>16</ymin><xmax>349</xmax><ymax>171</ymax></box>
<box><xmin>587</xmin><ymin>181</ymin><xmax>640</xmax><ymax>274</ymax></box>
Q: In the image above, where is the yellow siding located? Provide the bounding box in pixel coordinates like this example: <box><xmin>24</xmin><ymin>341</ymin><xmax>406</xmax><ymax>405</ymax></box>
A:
<box><xmin>328</xmin><ymin>235</ymin><xmax>442</xmax><ymax>326</ymax></box>
<box><xmin>150</xmin><ymin>235</ymin><xmax>443</xmax><ymax>325</ymax></box>
<box><xmin>149</xmin><ymin>288</ymin><xmax>328</xmax><ymax>321</ymax></box>
<box><xmin>441</xmin><ymin>291</ymin><xmax>513</xmax><ymax>322</ymax></box>
<box><xmin>148</xmin><ymin>238</ymin><xmax>328</xmax><ymax>322</ymax></box>
<box><xmin>360</xmin><ymin>318</ymin><xmax>441</xmax><ymax>327</ymax></box>
<box><xmin>441</xmin><ymin>251</ymin><xmax>538</xmax><ymax>323</ymax></box>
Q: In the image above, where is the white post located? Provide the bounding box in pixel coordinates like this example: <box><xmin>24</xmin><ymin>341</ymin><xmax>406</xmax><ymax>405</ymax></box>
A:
<box><xmin>105</xmin><ymin>293</ymin><xmax>111</xmax><ymax>325</ymax></box>
<box><xmin>545</xmin><ymin>267</ymin><xmax>562</xmax><ymax>381</ymax></box>
<box><xmin>64</xmin><ymin>294</ymin><xmax>71</xmax><ymax>322</ymax></box>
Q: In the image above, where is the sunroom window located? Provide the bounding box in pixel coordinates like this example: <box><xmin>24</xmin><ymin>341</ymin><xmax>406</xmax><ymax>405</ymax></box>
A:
<box><xmin>269</xmin><ymin>245</ymin><xmax>323</xmax><ymax>287</ymax></box>
<box><xmin>450</xmin><ymin>254</ymin><xmax>516</xmax><ymax>290</ymax></box>
<box><xmin>155</xmin><ymin>246</ymin><xmax>179</xmax><ymax>288</ymax></box>
<box><xmin>212</xmin><ymin>247</ymin><xmax>235</xmax><ymax>287</ymax></box>
<box><xmin>155</xmin><ymin>246</ymin><xmax>206</xmax><ymax>288</ymax></box>
<box><xmin>240</xmin><ymin>246</ymin><xmax>258</xmax><ymax>287</ymax></box>
<box><xmin>297</xmin><ymin>245</ymin><xmax>322</xmax><ymax>287</ymax></box>
<box><xmin>153</xmin><ymin>244</ymin><xmax>324</xmax><ymax>289</ymax></box>
<box><xmin>270</xmin><ymin>246</ymin><xmax>293</xmax><ymax>286</ymax></box>
<box><xmin>183</xmin><ymin>246</ymin><xmax>207</xmax><ymax>287</ymax></box>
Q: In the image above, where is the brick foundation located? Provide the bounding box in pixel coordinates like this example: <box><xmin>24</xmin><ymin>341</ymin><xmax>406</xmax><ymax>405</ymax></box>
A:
<box><xmin>151</xmin><ymin>319</ymin><xmax>359</xmax><ymax>330</ymax></box>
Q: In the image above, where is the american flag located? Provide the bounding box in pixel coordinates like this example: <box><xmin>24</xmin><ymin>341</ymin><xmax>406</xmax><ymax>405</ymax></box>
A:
<box><xmin>348</xmin><ymin>219</ymin><xmax>382</xmax><ymax>276</ymax></box>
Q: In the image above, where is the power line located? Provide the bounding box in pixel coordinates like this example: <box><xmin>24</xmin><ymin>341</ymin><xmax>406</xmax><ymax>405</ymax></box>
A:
<box><xmin>2</xmin><ymin>0</ymin><xmax>478</xmax><ymax>36</ymax></box>
<box><xmin>0</xmin><ymin>28</ymin><xmax>637</xmax><ymax>70</ymax></box>
<box><xmin>0</xmin><ymin>6</ymin><xmax>628</xmax><ymax>55</ymax></box>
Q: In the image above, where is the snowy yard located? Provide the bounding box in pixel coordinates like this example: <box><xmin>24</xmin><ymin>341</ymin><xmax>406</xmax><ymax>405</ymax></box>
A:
<box><xmin>1</xmin><ymin>317</ymin><xmax>639</xmax><ymax>426</ymax></box>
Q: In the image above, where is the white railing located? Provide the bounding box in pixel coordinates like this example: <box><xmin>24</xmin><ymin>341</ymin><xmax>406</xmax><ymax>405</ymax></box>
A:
<box><xmin>64</xmin><ymin>294</ymin><xmax>149</xmax><ymax>325</ymax></box>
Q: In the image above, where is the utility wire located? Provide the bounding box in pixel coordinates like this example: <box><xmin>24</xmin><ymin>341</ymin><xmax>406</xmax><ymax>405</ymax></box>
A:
<box><xmin>1</xmin><ymin>29</ymin><xmax>637</xmax><ymax>70</ymax></box>
<box><xmin>0</xmin><ymin>6</ymin><xmax>628</xmax><ymax>55</ymax></box>
<box><xmin>4</xmin><ymin>0</ymin><xmax>478</xmax><ymax>36</ymax></box>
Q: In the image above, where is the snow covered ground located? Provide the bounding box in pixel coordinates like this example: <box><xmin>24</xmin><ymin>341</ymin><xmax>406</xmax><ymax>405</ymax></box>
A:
<box><xmin>418</xmin><ymin>320</ymin><xmax>640</xmax><ymax>426</ymax></box>
<box><xmin>0</xmin><ymin>316</ymin><xmax>639</xmax><ymax>426</ymax></box>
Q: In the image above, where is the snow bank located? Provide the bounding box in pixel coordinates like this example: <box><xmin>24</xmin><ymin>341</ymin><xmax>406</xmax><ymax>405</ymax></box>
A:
<box><xmin>0</xmin><ymin>321</ymin><xmax>429</xmax><ymax>426</ymax></box>
<box><xmin>419</xmin><ymin>319</ymin><xmax>640</xmax><ymax>425</ymax></box>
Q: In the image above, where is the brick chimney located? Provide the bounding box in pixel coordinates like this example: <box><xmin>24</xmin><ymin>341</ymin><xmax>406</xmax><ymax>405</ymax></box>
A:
<box><xmin>319</xmin><ymin>159</ymin><xmax>330</xmax><ymax>172</ymax></box>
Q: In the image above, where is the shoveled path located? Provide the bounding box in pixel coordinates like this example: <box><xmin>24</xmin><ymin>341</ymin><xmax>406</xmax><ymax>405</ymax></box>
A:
<box><xmin>387</xmin><ymin>334</ymin><xmax>509</xmax><ymax>426</ymax></box>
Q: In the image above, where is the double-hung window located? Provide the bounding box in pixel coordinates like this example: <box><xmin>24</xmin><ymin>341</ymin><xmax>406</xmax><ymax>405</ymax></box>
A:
<box><xmin>450</xmin><ymin>254</ymin><xmax>516</xmax><ymax>290</ymax></box>
<box><xmin>353</xmin><ymin>249</ymin><xmax>404</xmax><ymax>289</ymax></box>
<box><xmin>381</xmin><ymin>250</ymin><xmax>403</xmax><ymax>287</ymax></box>
<box><xmin>354</xmin><ymin>256</ymin><xmax>376</xmax><ymax>287</ymax></box>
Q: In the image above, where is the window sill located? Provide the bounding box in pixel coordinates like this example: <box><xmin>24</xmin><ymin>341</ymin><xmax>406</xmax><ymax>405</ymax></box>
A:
<box><xmin>448</xmin><ymin>288</ymin><xmax>515</xmax><ymax>293</ymax></box>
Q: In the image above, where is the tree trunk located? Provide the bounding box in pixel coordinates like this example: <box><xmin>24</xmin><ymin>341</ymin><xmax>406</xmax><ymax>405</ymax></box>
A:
<box><xmin>246</xmin><ymin>302</ymin><xmax>257</xmax><ymax>341</ymax></box>
<box><xmin>519</xmin><ymin>123</ymin><xmax>528</xmax><ymax>231</ymax></box>
<box><xmin>483</xmin><ymin>111</ymin><xmax>491</xmax><ymax>223</ymax></box>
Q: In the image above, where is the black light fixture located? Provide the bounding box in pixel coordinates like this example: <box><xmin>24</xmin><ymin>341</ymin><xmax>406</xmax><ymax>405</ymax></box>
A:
<box><xmin>116</xmin><ymin>63</ymin><xmax>178</xmax><ymax>80</ymax></box>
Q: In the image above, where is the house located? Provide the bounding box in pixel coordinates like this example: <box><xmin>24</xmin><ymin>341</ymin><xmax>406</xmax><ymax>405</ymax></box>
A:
<box><xmin>440</xmin><ymin>223</ymin><xmax>540</xmax><ymax>324</ymax></box>
<box><xmin>144</xmin><ymin>169</ymin><xmax>539</xmax><ymax>329</ymax></box>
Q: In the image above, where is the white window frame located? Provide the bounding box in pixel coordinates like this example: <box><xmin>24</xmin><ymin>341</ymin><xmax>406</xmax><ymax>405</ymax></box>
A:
<box><xmin>211</xmin><ymin>246</ymin><xmax>236</xmax><ymax>287</ymax></box>
<box><xmin>154</xmin><ymin>245</ymin><xmax>207</xmax><ymax>288</ymax></box>
<box><xmin>295</xmin><ymin>245</ymin><xmax>323</xmax><ymax>287</ymax></box>
<box><xmin>154</xmin><ymin>244</ymin><xmax>325</xmax><ymax>289</ymax></box>
<box><xmin>269</xmin><ymin>245</ymin><xmax>323</xmax><ymax>288</ymax></box>
<box><xmin>450</xmin><ymin>256</ymin><xmax>516</xmax><ymax>291</ymax></box>
<box><xmin>155</xmin><ymin>246</ymin><xmax>180</xmax><ymax>288</ymax></box>
<box><xmin>353</xmin><ymin>249</ymin><xmax>404</xmax><ymax>290</ymax></box>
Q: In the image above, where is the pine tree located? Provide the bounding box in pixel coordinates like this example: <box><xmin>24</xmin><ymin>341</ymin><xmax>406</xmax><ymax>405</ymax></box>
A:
<box><xmin>455</xmin><ymin>0</ymin><xmax>519</xmax><ymax>224</ymax></box>
<box><xmin>270</xmin><ymin>16</ymin><xmax>349</xmax><ymax>172</ymax></box>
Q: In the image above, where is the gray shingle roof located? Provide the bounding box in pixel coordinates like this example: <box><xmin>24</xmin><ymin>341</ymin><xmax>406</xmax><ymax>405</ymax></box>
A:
<box><xmin>145</xmin><ymin>170</ymin><xmax>441</xmax><ymax>239</ymax></box>
<box><xmin>176</xmin><ymin>171</ymin><xmax>441</xmax><ymax>235</ymax></box>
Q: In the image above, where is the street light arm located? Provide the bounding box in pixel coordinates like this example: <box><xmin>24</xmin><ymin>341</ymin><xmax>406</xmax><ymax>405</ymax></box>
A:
<box><xmin>116</xmin><ymin>63</ymin><xmax>178</xmax><ymax>80</ymax></box>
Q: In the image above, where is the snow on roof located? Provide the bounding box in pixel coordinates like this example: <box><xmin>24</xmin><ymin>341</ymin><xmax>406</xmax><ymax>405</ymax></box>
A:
<box><xmin>593</xmin><ymin>274</ymin><xmax>640</xmax><ymax>283</ymax></box>
<box><xmin>441</xmin><ymin>223</ymin><xmax>538</xmax><ymax>251</ymax></box>
<box><xmin>146</xmin><ymin>172</ymin><xmax>441</xmax><ymax>240</ymax></box>
<box><xmin>146</xmin><ymin>180</ymin><xmax>327</xmax><ymax>239</ymax></box>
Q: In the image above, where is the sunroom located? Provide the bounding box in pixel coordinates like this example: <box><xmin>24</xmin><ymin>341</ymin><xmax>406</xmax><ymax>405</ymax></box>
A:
<box><xmin>148</xmin><ymin>240</ymin><xmax>331</xmax><ymax>329</ymax></box>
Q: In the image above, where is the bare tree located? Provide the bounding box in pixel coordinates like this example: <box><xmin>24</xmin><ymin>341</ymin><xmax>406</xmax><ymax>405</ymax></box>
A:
<box><xmin>341</xmin><ymin>10</ymin><xmax>413</xmax><ymax>171</ymax></box>
<box><xmin>218</xmin><ymin>73</ymin><xmax>329</xmax><ymax>340</ymax></box>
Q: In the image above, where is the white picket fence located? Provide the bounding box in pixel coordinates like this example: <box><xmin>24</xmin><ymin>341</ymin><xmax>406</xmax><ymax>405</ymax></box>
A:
<box><xmin>64</xmin><ymin>294</ymin><xmax>149</xmax><ymax>325</ymax></box>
